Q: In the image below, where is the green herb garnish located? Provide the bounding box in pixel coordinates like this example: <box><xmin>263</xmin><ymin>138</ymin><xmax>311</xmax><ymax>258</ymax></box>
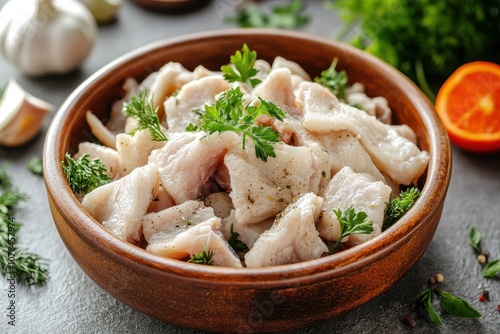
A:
<box><xmin>314</xmin><ymin>58</ymin><xmax>349</xmax><ymax>100</ymax></box>
<box><xmin>227</xmin><ymin>0</ymin><xmax>309</xmax><ymax>30</ymax></box>
<box><xmin>122</xmin><ymin>90</ymin><xmax>168</xmax><ymax>142</ymax></box>
<box><xmin>481</xmin><ymin>259</ymin><xmax>500</xmax><ymax>278</ymax></box>
<box><xmin>221</xmin><ymin>44</ymin><xmax>261</xmax><ymax>88</ymax></box>
<box><xmin>467</xmin><ymin>226</ymin><xmax>482</xmax><ymax>253</ymax></box>
<box><xmin>418</xmin><ymin>289</ymin><xmax>442</xmax><ymax>325</ymax></box>
<box><xmin>228</xmin><ymin>223</ymin><xmax>248</xmax><ymax>253</ymax></box>
<box><xmin>383</xmin><ymin>187</ymin><xmax>421</xmax><ymax>230</ymax></box>
<box><xmin>188</xmin><ymin>248</ymin><xmax>214</xmax><ymax>266</ymax></box>
<box><xmin>62</xmin><ymin>153</ymin><xmax>111</xmax><ymax>196</ymax></box>
<box><xmin>187</xmin><ymin>86</ymin><xmax>286</xmax><ymax>162</ymax></box>
<box><xmin>329</xmin><ymin>206</ymin><xmax>374</xmax><ymax>254</ymax></box>
<box><xmin>26</xmin><ymin>156</ymin><xmax>43</xmax><ymax>176</ymax></box>
<box><xmin>0</xmin><ymin>166</ymin><xmax>48</xmax><ymax>286</ymax></box>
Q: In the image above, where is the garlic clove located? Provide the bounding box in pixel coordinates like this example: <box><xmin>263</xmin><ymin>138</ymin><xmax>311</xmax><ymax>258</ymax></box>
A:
<box><xmin>81</xmin><ymin>0</ymin><xmax>122</xmax><ymax>24</ymax></box>
<box><xmin>0</xmin><ymin>78</ymin><xmax>53</xmax><ymax>147</ymax></box>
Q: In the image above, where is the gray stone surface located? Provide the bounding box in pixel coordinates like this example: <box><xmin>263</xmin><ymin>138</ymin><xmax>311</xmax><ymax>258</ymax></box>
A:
<box><xmin>0</xmin><ymin>1</ymin><xmax>499</xmax><ymax>333</ymax></box>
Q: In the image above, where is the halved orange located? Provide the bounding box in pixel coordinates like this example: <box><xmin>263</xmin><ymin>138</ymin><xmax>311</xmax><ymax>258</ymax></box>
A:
<box><xmin>435</xmin><ymin>61</ymin><xmax>500</xmax><ymax>153</ymax></box>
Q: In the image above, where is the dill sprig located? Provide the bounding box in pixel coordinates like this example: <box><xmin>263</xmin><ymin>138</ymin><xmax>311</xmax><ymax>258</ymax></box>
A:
<box><xmin>122</xmin><ymin>90</ymin><xmax>168</xmax><ymax>142</ymax></box>
<box><xmin>188</xmin><ymin>248</ymin><xmax>215</xmax><ymax>266</ymax></box>
<box><xmin>62</xmin><ymin>153</ymin><xmax>111</xmax><ymax>196</ymax></box>
<box><xmin>383</xmin><ymin>187</ymin><xmax>421</xmax><ymax>230</ymax></box>
<box><xmin>329</xmin><ymin>206</ymin><xmax>374</xmax><ymax>254</ymax></box>
<box><xmin>187</xmin><ymin>86</ymin><xmax>286</xmax><ymax>162</ymax></box>
<box><xmin>0</xmin><ymin>166</ymin><xmax>48</xmax><ymax>287</ymax></box>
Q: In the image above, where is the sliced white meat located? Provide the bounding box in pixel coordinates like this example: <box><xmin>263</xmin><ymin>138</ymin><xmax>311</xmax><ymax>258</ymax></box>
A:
<box><xmin>108</xmin><ymin>78</ymin><xmax>139</xmax><ymax>135</ymax></box>
<box><xmin>146</xmin><ymin>218</ymin><xmax>243</xmax><ymax>268</ymax></box>
<box><xmin>192</xmin><ymin>65</ymin><xmax>219</xmax><ymax>79</ymax></box>
<box><xmin>317</xmin><ymin>166</ymin><xmax>391</xmax><ymax>245</ymax></box>
<box><xmin>252</xmin><ymin>67</ymin><xmax>301</xmax><ymax>117</ymax></box>
<box><xmin>148</xmin><ymin>182</ymin><xmax>175</xmax><ymax>214</ymax></box>
<box><xmin>115</xmin><ymin>129</ymin><xmax>166</xmax><ymax>178</ymax></box>
<box><xmin>295</xmin><ymin>81</ymin><xmax>340</xmax><ymax>123</ymax></box>
<box><xmin>244</xmin><ymin>193</ymin><xmax>327</xmax><ymax>268</ymax></box>
<box><xmin>147</xmin><ymin>62</ymin><xmax>191</xmax><ymax>114</ymax></box>
<box><xmin>204</xmin><ymin>192</ymin><xmax>233</xmax><ymax>219</ymax></box>
<box><xmin>86</xmin><ymin>111</ymin><xmax>116</xmax><ymax>149</ymax></box>
<box><xmin>74</xmin><ymin>142</ymin><xmax>119</xmax><ymax>179</ymax></box>
<box><xmin>142</xmin><ymin>200</ymin><xmax>215</xmax><ymax>241</ymax></box>
<box><xmin>271</xmin><ymin>56</ymin><xmax>311</xmax><ymax>81</ymax></box>
<box><xmin>302</xmin><ymin>95</ymin><xmax>429</xmax><ymax>185</ymax></box>
<box><xmin>221</xmin><ymin>214</ymin><xmax>273</xmax><ymax>250</ymax></box>
<box><xmin>164</xmin><ymin>75</ymin><xmax>231</xmax><ymax>134</ymax></box>
<box><xmin>148</xmin><ymin>131</ymin><xmax>240</xmax><ymax>204</ymax></box>
<box><xmin>225</xmin><ymin>143</ymin><xmax>315</xmax><ymax>225</ymax></box>
<box><xmin>82</xmin><ymin>163</ymin><xmax>160</xmax><ymax>243</ymax></box>
<box><xmin>254</xmin><ymin>59</ymin><xmax>271</xmax><ymax>82</ymax></box>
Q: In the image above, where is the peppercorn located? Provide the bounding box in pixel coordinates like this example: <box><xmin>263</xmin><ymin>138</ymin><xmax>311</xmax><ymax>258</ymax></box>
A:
<box><xmin>428</xmin><ymin>275</ymin><xmax>436</xmax><ymax>285</ymax></box>
<box><xmin>479</xmin><ymin>295</ymin><xmax>486</xmax><ymax>302</ymax></box>
<box><xmin>403</xmin><ymin>313</ymin><xmax>417</xmax><ymax>328</ymax></box>
<box><xmin>435</xmin><ymin>273</ymin><xmax>445</xmax><ymax>283</ymax></box>
<box><xmin>477</xmin><ymin>254</ymin><xmax>487</xmax><ymax>264</ymax></box>
<box><xmin>479</xmin><ymin>290</ymin><xmax>490</xmax><ymax>302</ymax></box>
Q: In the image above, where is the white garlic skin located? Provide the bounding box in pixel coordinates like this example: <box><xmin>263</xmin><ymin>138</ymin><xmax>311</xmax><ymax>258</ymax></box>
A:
<box><xmin>0</xmin><ymin>0</ymin><xmax>97</xmax><ymax>76</ymax></box>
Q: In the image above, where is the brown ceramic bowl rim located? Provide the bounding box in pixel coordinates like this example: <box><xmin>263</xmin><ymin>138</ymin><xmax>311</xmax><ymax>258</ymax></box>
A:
<box><xmin>44</xmin><ymin>28</ymin><xmax>450</xmax><ymax>286</ymax></box>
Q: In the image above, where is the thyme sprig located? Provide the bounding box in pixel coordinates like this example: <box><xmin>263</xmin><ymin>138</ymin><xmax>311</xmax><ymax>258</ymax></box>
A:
<box><xmin>0</xmin><ymin>166</ymin><xmax>48</xmax><ymax>286</ymax></box>
<box><xmin>62</xmin><ymin>153</ymin><xmax>111</xmax><ymax>196</ymax></box>
<box><xmin>122</xmin><ymin>90</ymin><xmax>168</xmax><ymax>142</ymax></box>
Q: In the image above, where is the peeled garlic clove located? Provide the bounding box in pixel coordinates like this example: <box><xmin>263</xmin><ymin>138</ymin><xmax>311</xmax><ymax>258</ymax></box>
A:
<box><xmin>0</xmin><ymin>78</ymin><xmax>53</xmax><ymax>147</ymax></box>
<box><xmin>82</xmin><ymin>0</ymin><xmax>122</xmax><ymax>24</ymax></box>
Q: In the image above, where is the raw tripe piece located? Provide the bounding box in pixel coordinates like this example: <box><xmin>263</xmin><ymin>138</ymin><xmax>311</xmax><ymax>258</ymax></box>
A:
<box><xmin>82</xmin><ymin>163</ymin><xmax>160</xmax><ymax>243</ymax></box>
<box><xmin>317</xmin><ymin>166</ymin><xmax>391</xmax><ymax>245</ymax></box>
<box><xmin>301</xmin><ymin>83</ymin><xmax>428</xmax><ymax>185</ymax></box>
<box><xmin>148</xmin><ymin>131</ymin><xmax>240</xmax><ymax>204</ymax></box>
<box><xmin>164</xmin><ymin>75</ymin><xmax>232</xmax><ymax>134</ymax></box>
<box><xmin>74</xmin><ymin>142</ymin><xmax>119</xmax><ymax>179</ymax></box>
<box><xmin>245</xmin><ymin>192</ymin><xmax>327</xmax><ymax>268</ymax></box>
<box><xmin>146</xmin><ymin>218</ymin><xmax>243</xmax><ymax>268</ymax></box>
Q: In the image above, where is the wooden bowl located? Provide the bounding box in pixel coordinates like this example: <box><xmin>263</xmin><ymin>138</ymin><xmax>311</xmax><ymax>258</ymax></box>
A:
<box><xmin>43</xmin><ymin>29</ymin><xmax>451</xmax><ymax>332</ymax></box>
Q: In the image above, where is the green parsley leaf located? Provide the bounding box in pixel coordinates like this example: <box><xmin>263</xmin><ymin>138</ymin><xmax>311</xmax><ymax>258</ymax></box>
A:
<box><xmin>122</xmin><ymin>90</ymin><xmax>168</xmax><ymax>142</ymax></box>
<box><xmin>482</xmin><ymin>259</ymin><xmax>500</xmax><ymax>278</ymax></box>
<box><xmin>330</xmin><ymin>206</ymin><xmax>374</xmax><ymax>253</ymax></box>
<box><xmin>221</xmin><ymin>44</ymin><xmax>261</xmax><ymax>88</ymax></box>
<box><xmin>314</xmin><ymin>58</ymin><xmax>349</xmax><ymax>100</ymax></box>
<box><xmin>418</xmin><ymin>289</ymin><xmax>442</xmax><ymax>325</ymax></box>
<box><xmin>467</xmin><ymin>226</ymin><xmax>482</xmax><ymax>253</ymax></box>
<box><xmin>383</xmin><ymin>187</ymin><xmax>421</xmax><ymax>230</ymax></box>
<box><xmin>188</xmin><ymin>248</ymin><xmax>214</xmax><ymax>266</ymax></box>
<box><xmin>436</xmin><ymin>290</ymin><xmax>482</xmax><ymax>319</ymax></box>
<box><xmin>62</xmin><ymin>153</ymin><xmax>111</xmax><ymax>196</ymax></box>
<box><xmin>26</xmin><ymin>156</ymin><xmax>43</xmax><ymax>176</ymax></box>
<box><xmin>228</xmin><ymin>223</ymin><xmax>248</xmax><ymax>253</ymax></box>
<box><xmin>192</xmin><ymin>87</ymin><xmax>286</xmax><ymax>162</ymax></box>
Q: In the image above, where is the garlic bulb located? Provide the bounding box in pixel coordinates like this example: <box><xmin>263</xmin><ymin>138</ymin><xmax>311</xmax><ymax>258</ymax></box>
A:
<box><xmin>0</xmin><ymin>0</ymin><xmax>97</xmax><ymax>76</ymax></box>
<box><xmin>0</xmin><ymin>78</ymin><xmax>53</xmax><ymax>147</ymax></box>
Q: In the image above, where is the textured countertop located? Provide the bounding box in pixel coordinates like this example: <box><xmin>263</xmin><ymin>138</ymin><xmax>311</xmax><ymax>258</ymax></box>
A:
<box><xmin>0</xmin><ymin>1</ymin><xmax>499</xmax><ymax>333</ymax></box>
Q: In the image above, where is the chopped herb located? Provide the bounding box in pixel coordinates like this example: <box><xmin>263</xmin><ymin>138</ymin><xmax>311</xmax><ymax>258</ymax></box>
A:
<box><xmin>383</xmin><ymin>187</ymin><xmax>421</xmax><ymax>230</ymax></box>
<box><xmin>122</xmin><ymin>90</ymin><xmax>168</xmax><ymax>142</ymax></box>
<box><xmin>329</xmin><ymin>206</ymin><xmax>374</xmax><ymax>254</ymax></box>
<box><xmin>227</xmin><ymin>0</ymin><xmax>309</xmax><ymax>30</ymax></box>
<box><xmin>468</xmin><ymin>226</ymin><xmax>482</xmax><ymax>253</ymax></box>
<box><xmin>188</xmin><ymin>86</ymin><xmax>286</xmax><ymax>162</ymax></box>
<box><xmin>314</xmin><ymin>58</ymin><xmax>349</xmax><ymax>100</ymax></box>
<box><xmin>62</xmin><ymin>153</ymin><xmax>111</xmax><ymax>196</ymax></box>
<box><xmin>419</xmin><ymin>289</ymin><xmax>442</xmax><ymax>325</ymax></box>
<box><xmin>26</xmin><ymin>156</ymin><xmax>43</xmax><ymax>176</ymax></box>
<box><xmin>0</xmin><ymin>166</ymin><xmax>48</xmax><ymax>286</ymax></box>
<box><xmin>482</xmin><ymin>259</ymin><xmax>500</xmax><ymax>278</ymax></box>
<box><xmin>435</xmin><ymin>290</ymin><xmax>482</xmax><ymax>319</ymax></box>
<box><xmin>228</xmin><ymin>223</ymin><xmax>248</xmax><ymax>252</ymax></box>
<box><xmin>188</xmin><ymin>248</ymin><xmax>214</xmax><ymax>266</ymax></box>
<box><xmin>221</xmin><ymin>44</ymin><xmax>261</xmax><ymax>88</ymax></box>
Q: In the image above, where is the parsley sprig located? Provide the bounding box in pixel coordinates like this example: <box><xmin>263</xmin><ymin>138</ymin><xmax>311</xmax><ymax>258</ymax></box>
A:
<box><xmin>228</xmin><ymin>223</ymin><xmax>248</xmax><ymax>253</ymax></box>
<box><xmin>62</xmin><ymin>153</ymin><xmax>111</xmax><ymax>196</ymax></box>
<box><xmin>383</xmin><ymin>187</ymin><xmax>421</xmax><ymax>230</ymax></box>
<box><xmin>314</xmin><ymin>58</ymin><xmax>349</xmax><ymax>100</ymax></box>
<box><xmin>122</xmin><ymin>90</ymin><xmax>168</xmax><ymax>142</ymax></box>
<box><xmin>329</xmin><ymin>206</ymin><xmax>374</xmax><ymax>254</ymax></box>
<box><xmin>188</xmin><ymin>87</ymin><xmax>286</xmax><ymax>162</ymax></box>
<box><xmin>188</xmin><ymin>248</ymin><xmax>214</xmax><ymax>266</ymax></box>
<box><xmin>0</xmin><ymin>166</ymin><xmax>48</xmax><ymax>286</ymax></box>
<box><xmin>221</xmin><ymin>44</ymin><xmax>262</xmax><ymax>88</ymax></box>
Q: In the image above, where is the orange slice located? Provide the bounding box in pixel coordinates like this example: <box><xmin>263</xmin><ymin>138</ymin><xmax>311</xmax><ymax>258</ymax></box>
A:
<box><xmin>435</xmin><ymin>61</ymin><xmax>500</xmax><ymax>153</ymax></box>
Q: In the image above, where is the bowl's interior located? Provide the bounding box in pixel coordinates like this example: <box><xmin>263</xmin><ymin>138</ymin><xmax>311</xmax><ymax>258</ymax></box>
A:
<box><xmin>45</xmin><ymin>29</ymin><xmax>449</xmax><ymax>281</ymax></box>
